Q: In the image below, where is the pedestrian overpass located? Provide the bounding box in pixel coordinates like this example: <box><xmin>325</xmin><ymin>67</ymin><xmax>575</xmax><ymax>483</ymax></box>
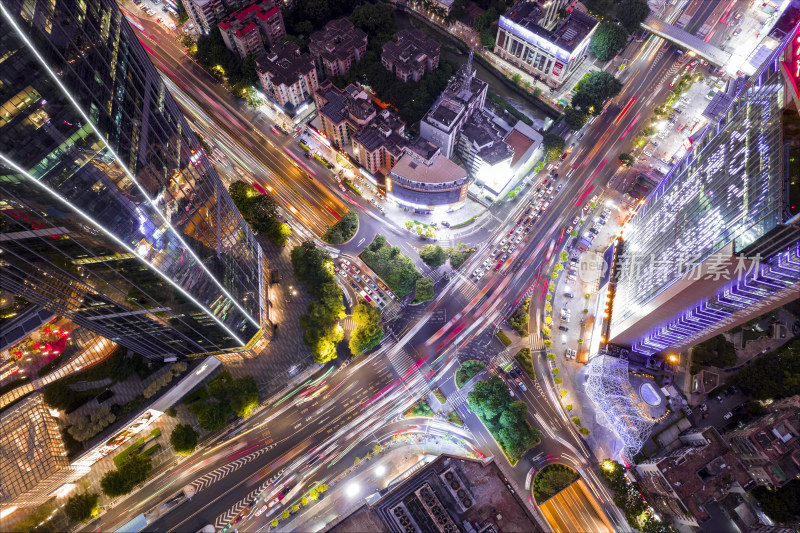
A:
<box><xmin>642</xmin><ymin>15</ymin><xmax>732</xmax><ymax>67</ymax></box>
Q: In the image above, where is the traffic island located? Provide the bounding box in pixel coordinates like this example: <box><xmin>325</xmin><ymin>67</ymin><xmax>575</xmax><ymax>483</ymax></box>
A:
<box><xmin>455</xmin><ymin>360</ymin><xmax>485</xmax><ymax>389</ymax></box>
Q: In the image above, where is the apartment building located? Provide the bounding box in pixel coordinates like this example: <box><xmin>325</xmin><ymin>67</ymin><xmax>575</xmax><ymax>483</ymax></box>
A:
<box><xmin>309</xmin><ymin>19</ymin><xmax>368</xmax><ymax>78</ymax></box>
<box><xmin>218</xmin><ymin>0</ymin><xmax>285</xmax><ymax>58</ymax></box>
<box><xmin>256</xmin><ymin>41</ymin><xmax>319</xmax><ymax>108</ymax></box>
<box><xmin>381</xmin><ymin>29</ymin><xmax>441</xmax><ymax>82</ymax></box>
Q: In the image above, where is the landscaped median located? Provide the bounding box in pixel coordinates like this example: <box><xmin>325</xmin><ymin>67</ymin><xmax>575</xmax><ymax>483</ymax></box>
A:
<box><xmin>360</xmin><ymin>235</ymin><xmax>422</xmax><ymax>297</ymax></box>
<box><xmin>533</xmin><ymin>464</ymin><xmax>580</xmax><ymax>503</ymax></box>
<box><xmin>455</xmin><ymin>360</ymin><xmax>485</xmax><ymax>388</ymax></box>
<box><xmin>514</xmin><ymin>348</ymin><xmax>535</xmax><ymax>379</ymax></box>
<box><xmin>467</xmin><ymin>375</ymin><xmax>539</xmax><ymax>465</ymax></box>
<box><xmin>403</xmin><ymin>398</ymin><xmax>434</xmax><ymax>418</ymax></box>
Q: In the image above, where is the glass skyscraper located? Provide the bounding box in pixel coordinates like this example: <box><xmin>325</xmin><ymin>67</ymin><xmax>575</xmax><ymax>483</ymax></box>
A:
<box><xmin>609</xmin><ymin>18</ymin><xmax>800</xmax><ymax>355</ymax></box>
<box><xmin>0</xmin><ymin>0</ymin><xmax>267</xmax><ymax>360</ymax></box>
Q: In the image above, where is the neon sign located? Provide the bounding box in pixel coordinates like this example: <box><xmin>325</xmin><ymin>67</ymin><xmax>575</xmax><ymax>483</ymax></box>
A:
<box><xmin>781</xmin><ymin>32</ymin><xmax>800</xmax><ymax>100</ymax></box>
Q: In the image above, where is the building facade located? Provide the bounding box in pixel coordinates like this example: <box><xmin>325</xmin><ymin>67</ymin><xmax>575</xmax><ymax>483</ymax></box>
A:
<box><xmin>308</xmin><ymin>19</ymin><xmax>368</xmax><ymax>78</ymax></box>
<box><xmin>218</xmin><ymin>0</ymin><xmax>285</xmax><ymax>59</ymax></box>
<box><xmin>420</xmin><ymin>53</ymin><xmax>487</xmax><ymax>158</ymax></box>
<box><xmin>608</xmin><ymin>20</ymin><xmax>800</xmax><ymax>356</ymax></box>
<box><xmin>495</xmin><ymin>2</ymin><xmax>597</xmax><ymax>89</ymax></box>
<box><xmin>256</xmin><ymin>41</ymin><xmax>319</xmax><ymax>108</ymax></box>
<box><xmin>180</xmin><ymin>0</ymin><xmax>225</xmax><ymax>35</ymax></box>
<box><xmin>0</xmin><ymin>394</ymin><xmax>88</xmax><ymax>507</ymax></box>
<box><xmin>381</xmin><ymin>29</ymin><xmax>441</xmax><ymax>82</ymax></box>
<box><xmin>0</xmin><ymin>0</ymin><xmax>268</xmax><ymax>361</ymax></box>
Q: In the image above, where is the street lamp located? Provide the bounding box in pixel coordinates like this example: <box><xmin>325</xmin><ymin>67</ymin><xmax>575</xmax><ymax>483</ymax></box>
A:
<box><xmin>375</xmin><ymin>464</ymin><xmax>386</xmax><ymax>476</ymax></box>
<box><xmin>346</xmin><ymin>483</ymin><xmax>360</xmax><ymax>498</ymax></box>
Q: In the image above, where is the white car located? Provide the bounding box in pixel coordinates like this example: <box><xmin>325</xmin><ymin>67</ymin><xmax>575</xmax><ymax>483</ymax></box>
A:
<box><xmin>472</xmin><ymin>269</ymin><xmax>481</xmax><ymax>277</ymax></box>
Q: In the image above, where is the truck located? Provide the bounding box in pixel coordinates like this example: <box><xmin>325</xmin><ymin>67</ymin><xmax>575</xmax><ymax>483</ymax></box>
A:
<box><xmin>270</xmin><ymin>269</ymin><xmax>281</xmax><ymax>284</ymax></box>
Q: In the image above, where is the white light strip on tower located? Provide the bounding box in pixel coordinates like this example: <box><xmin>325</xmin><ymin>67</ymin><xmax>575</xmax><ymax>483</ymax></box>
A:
<box><xmin>0</xmin><ymin>152</ymin><xmax>247</xmax><ymax>347</ymax></box>
<box><xmin>0</xmin><ymin>3</ymin><xmax>261</xmax><ymax>330</ymax></box>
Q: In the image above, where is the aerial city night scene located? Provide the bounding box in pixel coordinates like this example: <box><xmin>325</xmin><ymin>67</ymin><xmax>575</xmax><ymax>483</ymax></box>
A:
<box><xmin>2</xmin><ymin>0</ymin><xmax>800</xmax><ymax>531</ymax></box>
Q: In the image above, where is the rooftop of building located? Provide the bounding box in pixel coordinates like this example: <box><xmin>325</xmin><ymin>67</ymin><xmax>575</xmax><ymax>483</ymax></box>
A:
<box><xmin>404</xmin><ymin>136</ymin><xmax>440</xmax><ymax>162</ymax></box>
<box><xmin>309</xmin><ymin>18</ymin><xmax>368</xmax><ymax>62</ymax></box>
<box><xmin>352</xmin><ymin>125</ymin><xmax>405</xmax><ymax>156</ymax></box>
<box><xmin>218</xmin><ymin>0</ymin><xmax>280</xmax><ymax>32</ymax></box>
<box><xmin>256</xmin><ymin>40</ymin><xmax>315</xmax><ymax>87</ymax></box>
<box><xmin>329</xmin><ymin>455</ymin><xmax>542</xmax><ymax>533</ymax></box>
<box><xmin>391</xmin><ymin>148</ymin><xmax>467</xmax><ymax>185</ymax></box>
<box><xmin>427</xmin><ymin>96</ymin><xmax>465</xmax><ymax>129</ymax></box>
<box><xmin>382</xmin><ymin>29</ymin><xmax>441</xmax><ymax>69</ymax></box>
<box><xmin>502</xmin><ymin>1</ymin><xmax>598</xmax><ymax>52</ymax></box>
<box><xmin>640</xmin><ymin>427</ymin><xmax>752</xmax><ymax>523</ymax></box>
<box><xmin>505</xmin><ymin>122</ymin><xmax>542</xmax><ymax>167</ymax></box>
<box><xmin>317</xmin><ymin>82</ymin><xmax>351</xmax><ymax>124</ymax></box>
<box><xmin>462</xmin><ymin>110</ymin><xmax>513</xmax><ymax>165</ymax></box>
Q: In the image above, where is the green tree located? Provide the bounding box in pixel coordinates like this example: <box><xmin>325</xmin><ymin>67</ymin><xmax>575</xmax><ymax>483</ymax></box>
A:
<box><xmin>560</xmin><ymin>251</ymin><xmax>569</xmax><ymax>262</ymax></box>
<box><xmin>361</xmin><ymin>236</ymin><xmax>421</xmax><ymax>297</ymax></box>
<box><xmin>170</xmin><ymin>424</ymin><xmax>199</xmax><ymax>455</ymax></box>
<box><xmin>572</xmin><ymin>71</ymin><xmax>623</xmax><ymax>115</ymax></box>
<box><xmin>281</xmin><ymin>510</ymin><xmax>290</xmax><ymax>519</ymax></box>
<box><xmin>563</xmin><ymin>107</ymin><xmax>588</xmax><ymax>131</ymax></box>
<box><xmin>323</xmin><ymin>211</ymin><xmax>359</xmax><ymax>244</ymax></box>
<box><xmin>65</xmin><ymin>492</ymin><xmax>99</xmax><ymax>523</ymax></box>
<box><xmin>271</xmin><ymin>518</ymin><xmax>280</xmax><ymax>527</ymax></box>
<box><xmin>189</xmin><ymin>400</ymin><xmax>228</xmax><ymax>432</ymax></box>
<box><xmin>419</xmin><ymin>244</ymin><xmax>448</xmax><ymax>267</ymax></box>
<box><xmin>542</xmin><ymin>133</ymin><xmax>566</xmax><ymax>161</ymax></box>
<box><xmin>349</xmin><ymin>302</ymin><xmax>384</xmax><ymax>354</ymax></box>
<box><xmin>415</xmin><ymin>276</ymin><xmax>435</xmax><ymax>302</ymax></box>
<box><xmin>579</xmin><ymin>427</ymin><xmax>591</xmax><ymax>435</ymax></box>
<box><xmin>618</xmin><ymin>0</ymin><xmax>651</xmax><ymax>33</ymax></box>
<box><xmin>480</xmin><ymin>29</ymin><xmax>496</xmax><ymax>48</ymax></box>
<box><xmin>350</xmin><ymin>3</ymin><xmax>397</xmax><ymax>35</ymax></box>
<box><xmin>619</xmin><ymin>153</ymin><xmax>635</xmax><ymax>167</ymax></box>
<box><xmin>589</xmin><ymin>22</ymin><xmax>629</xmax><ymax>61</ymax></box>
<box><xmin>308</xmin><ymin>489</ymin><xmax>319</xmax><ymax>500</ymax></box>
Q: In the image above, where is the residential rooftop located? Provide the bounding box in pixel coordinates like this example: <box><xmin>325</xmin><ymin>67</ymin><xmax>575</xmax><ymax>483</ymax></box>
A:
<box><xmin>502</xmin><ymin>1</ymin><xmax>597</xmax><ymax>52</ymax></box>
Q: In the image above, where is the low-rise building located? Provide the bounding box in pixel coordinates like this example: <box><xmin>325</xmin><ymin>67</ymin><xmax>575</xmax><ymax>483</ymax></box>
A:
<box><xmin>457</xmin><ymin>110</ymin><xmax>514</xmax><ymax>191</ymax></box>
<box><xmin>352</xmin><ymin>123</ymin><xmax>406</xmax><ymax>177</ymax></box>
<box><xmin>420</xmin><ymin>53</ymin><xmax>487</xmax><ymax>158</ymax></box>
<box><xmin>381</xmin><ymin>29</ymin><xmax>441</xmax><ymax>82</ymax></box>
<box><xmin>0</xmin><ymin>394</ymin><xmax>87</xmax><ymax>508</ymax></box>
<box><xmin>309</xmin><ymin>19</ymin><xmax>368</xmax><ymax>78</ymax></box>
<box><xmin>635</xmin><ymin>427</ymin><xmax>753</xmax><ymax>531</ymax></box>
<box><xmin>386</xmin><ymin>139</ymin><xmax>469</xmax><ymax>212</ymax></box>
<box><xmin>726</xmin><ymin>396</ymin><xmax>800</xmax><ymax>488</ymax></box>
<box><xmin>256</xmin><ymin>41</ymin><xmax>319</xmax><ymax>109</ymax></box>
<box><xmin>218</xmin><ymin>0</ymin><xmax>285</xmax><ymax>58</ymax></box>
<box><xmin>181</xmin><ymin>0</ymin><xmax>226</xmax><ymax>35</ymax></box>
<box><xmin>495</xmin><ymin>1</ymin><xmax>598</xmax><ymax>89</ymax></box>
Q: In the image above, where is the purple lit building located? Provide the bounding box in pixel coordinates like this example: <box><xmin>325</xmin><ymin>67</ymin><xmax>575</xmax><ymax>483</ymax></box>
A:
<box><xmin>608</xmin><ymin>15</ymin><xmax>800</xmax><ymax>356</ymax></box>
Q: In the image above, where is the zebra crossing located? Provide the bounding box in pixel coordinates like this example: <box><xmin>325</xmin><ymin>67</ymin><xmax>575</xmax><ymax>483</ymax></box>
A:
<box><xmin>388</xmin><ymin>345</ymin><xmax>418</xmax><ymax>377</ymax></box>
<box><xmin>448</xmin><ymin>387</ymin><xmax>469</xmax><ymax>409</ymax></box>
<box><xmin>214</xmin><ymin>469</ymin><xmax>285</xmax><ymax>528</ymax></box>
<box><xmin>189</xmin><ymin>446</ymin><xmax>273</xmax><ymax>493</ymax></box>
<box><xmin>340</xmin><ymin>317</ymin><xmax>356</xmax><ymax>332</ymax></box>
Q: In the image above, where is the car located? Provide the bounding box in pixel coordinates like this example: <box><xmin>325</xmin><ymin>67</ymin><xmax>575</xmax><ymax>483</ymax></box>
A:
<box><xmin>589</xmin><ymin>228</ymin><xmax>599</xmax><ymax>235</ymax></box>
<box><xmin>688</xmin><ymin>59</ymin><xmax>698</xmax><ymax>68</ymax></box>
<box><xmin>499</xmin><ymin>238</ymin><xmax>507</xmax><ymax>246</ymax></box>
<box><xmin>564</xmin><ymin>291</ymin><xmax>574</xmax><ymax>298</ymax></box>
<box><xmin>340</xmin><ymin>258</ymin><xmax>351</xmax><ymax>266</ymax></box>
<box><xmin>524</xmin><ymin>226</ymin><xmax>532</xmax><ymax>233</ymax></box>
<box><xmin>509</xmin><ymin>388</ymin><xmax>515</xmax><ymax>397</ymax></box>
<box><xmin>495</xmin><ymin>260</ymin><xmax>504</xmax><ymax>270</ymax></box>
<box><xmin>353</xmin><ymin>274</ymin><xmax>361</xmax><ymax>282</ymax></box>
<box><xmin>559</xmin><ymin>325</ymin><xmax>569</xmax><ymax>332</ymax></box>
<box><xmin>369</xmin><ymin>282</ymin><xmax>378</xmax><ymax>290</ymax></box>
<box><xmin>567</xmin><ymin>273</ymin><xmax>577</xmax><ymax>281</ymax></box>
<box><xmin>517</xmin><ymin>217</ymin><xmax>524</xmax><ymax>225</ymax></box>
<box><xmin>515</xmin><ymin>235</ymin><xmax>523</xmax><ymax>243</ymax></box>
<box><xmin>723</xmin><ymin>412</ymin><xmax>733</xmax><ymax>420</ymax></box>
<box><xmin>501</xmin><ymin>253</ymin><xmax>510</xmax><ymax>261</ymax></box>
<box><xmin>441</xmin><ymin>221</ymin><xmax>451</xmax><ymax>227</ymax></box>
<box><xmin>732</xmin><ymin>27</ymin><xmax>742</xmax><ymax>36</ymax></box>
<box><xmin>472</xmin><ymin>269</ymin><xmax>481</xmax><ymax>277</ymax></box>
<box><xmin>491</xmin><ymin>249</ymin><xmax>500</xmax><ymax>257</ymax></box>
<box><xmin>733</xmin><ymin>9</ymin><xmax>742</xmax><ymax>19</ymax></box>
<box><xmin>519</xmin><ymin>382</ymin><xmax>527</xmax><ymax>392</ymax></box>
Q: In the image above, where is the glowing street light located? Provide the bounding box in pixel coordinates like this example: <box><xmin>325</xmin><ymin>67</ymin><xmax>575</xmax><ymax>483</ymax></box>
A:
<box><xmin>346</xmin><ymin>483</ymin><xmax>360</xmax><ymax>498</ymax></box>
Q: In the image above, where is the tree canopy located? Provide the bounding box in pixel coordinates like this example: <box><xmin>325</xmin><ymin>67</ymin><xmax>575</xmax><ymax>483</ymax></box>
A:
<box><xmin>589</xmin><ymin>22</ymin><xmax>629</xmax><ymax>61</ymax></box>
<box><xmin>618</xmin><ymin>153</ymin><xmax>635</xmax><ymax>167</ymax></box>
<box><xmin>572</xmin><ymin>71</ymin><xmax>623</xmax><ymax>115</ymax></box>
<box><xmin>360</xmin><ymin>236</ymin><xmax>421</xmax><ymax>297</ymax></box>
<box><xmin>228</xmin><ymin>181</ymin><xmax>291</xmax><ymax>246</ymax></box>
<box><xmin>350</xmin><ymin>3</ymin><xmax>396</xmax><ymax>36</ymax></box>
<box><xmin>291</xmin><ymin>241</ymin><xmax>346</xmax><ymax>362</ymax></box>
<box><xmin>414</xmin><ymin>277</ymin><xmax>435</xmax><ymax>303</ymax></box>
<box><xmin>467</xmin><ymin>375</ymin><xmax>539</xmax><ymax>461</ymax></box>
<box><xmin>563</xmin><ymin>107</ymin><xmax>589</xmax><ymax>131</ymax></box>
<box><xmin>542</xmin><ymin>133</ymin><xmax>566</xmax><ymax>161</ymax></box>
<box><xmin>735</xmin><ymin>339</ymin><xmax>800</xmax><ymax>399</ymax></box>
<box><xmin>65</xmin><ymin>492</ymin><xmax>99</xmax><ymax>523</ymax></box>
<box><xmin>419</xmin><ymin>244</ymin><xmax>448</xmax><ymax>267</ymax></box>
<box><xmin>170</xmin><ymin>424</ymin><xmax>199</xmax><ymax>455</ymax></box>
<box><xmin>322</xmin><ymin>211</ymin><xmax>358</xmax><ymax>244</ymax></box>
<box><xmin>751</xmin><ymin>479</ymin><xmax>800</xmax><ymax>524</ymax></box>
<box><xmin>349</xmin><ymin>301</ymin><xmax>384</xmax><ymax>355</ymax></box>
<box><xmin>100</xmin><ymin>453</ymin><xmax>152</xmax><ymax>497</ymax></box>
<box><xmin>618</xmin><ymin>0</ymin><xmax>651</xmax><ymax>33</ymax></box>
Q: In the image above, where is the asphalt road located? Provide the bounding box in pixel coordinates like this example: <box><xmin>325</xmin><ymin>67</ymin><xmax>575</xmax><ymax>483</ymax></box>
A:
<box><xmin>94</xmin><ymin>3</ymin><xmax>724</xmax><ymax>532</ymax></box>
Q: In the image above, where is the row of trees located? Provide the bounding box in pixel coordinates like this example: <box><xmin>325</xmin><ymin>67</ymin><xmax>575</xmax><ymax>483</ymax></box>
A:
<box><xmin>467</xmin><ymin>375</ymin><xmax>540</xmax><ymax>462</ymax></box>
<box><xmin>191</xmin><ymin>30</ymin><xmax>259</xmax><ymax>95</ymax></box>
<box><xmin>600</xmin><ymin>460</ymin><xmax>676</xmax><ymax>533</ymax></box>
<box><xmin>291</xmin><ymin>241</ymin><xmax>346</xmax><ymax>363</ymax></box>
<box><xmin>349</xmin><ymin>301</ymin><xmax>384</xmax><ymax>355</ymax></box>
<box><xmin>188</xmin><ymin>373</ymin><xmax>260</xmax><ymax>431</ymax></box>
<box><xmin>322</xmin><ymin>211</ymin><xmax>359</xmax><ymax>244</ymax></box>
<box><xmin>361</xmin><ymin>235</ymin><xmax>422</xmax><ymax>297</ymax></box>
<box><xmin>229</xmin><ymin>181</ymin><xmax>292</xmax><ymax>246</ymax></box>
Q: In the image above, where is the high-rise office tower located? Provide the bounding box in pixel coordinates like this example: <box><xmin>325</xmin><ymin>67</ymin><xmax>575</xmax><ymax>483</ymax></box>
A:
<box><xmin>0</xmin><ymin>0</ymin><xmax>268</xmax><ymax>361</ymax></box>
<box><xmin>608</xmin><ymin>17</ymin><xmax>800</xmax><ymax>356</ymax></box>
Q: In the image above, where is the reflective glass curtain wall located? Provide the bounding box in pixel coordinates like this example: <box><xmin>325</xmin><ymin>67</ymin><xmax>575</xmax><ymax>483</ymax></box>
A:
<box><xmin>0</xmin><ymin>0</ymin><xmax>265</xmax><ymax>360</ymax></box>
